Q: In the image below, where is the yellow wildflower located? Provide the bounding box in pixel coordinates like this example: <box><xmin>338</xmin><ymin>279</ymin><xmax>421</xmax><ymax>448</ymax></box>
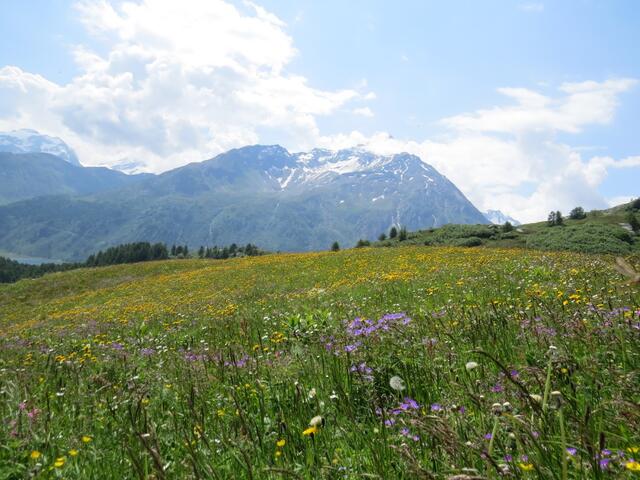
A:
<box><xmin>30</xmin><ymin>450</ymin><xmax>41</xmax><ymax>460</ymax></box>
<box><xmin>81</xmin><ymin>436</ymin><xmax>92</xmax><ymax>443</ymax></box>
<box><xmin>276</xmin><ymin>439</ymin><xmax>286</xmax><ymax>447</ymax></box>
<box><xmin>628</xmin><ymin>447</ymin><xmax>640</xmax><ymax>454</ymax></box>
<box><xmin>54</xmin><ymin>457</ymin><xmax>66</xmax><ymax>468</ymax></box>
<box><xmin>626</xmin><ymin>461</ymin><xmax>640</xmax><ymax>472</ymax></box>
<box><xmin>518</xmin><ymin>463</ymin><xmax>534</xmax><ymax>471</ymax></box>
<box><xmin>302</xmin><ymin>426</ymin><xmax>318</xmax><ymax>437</ymax></box>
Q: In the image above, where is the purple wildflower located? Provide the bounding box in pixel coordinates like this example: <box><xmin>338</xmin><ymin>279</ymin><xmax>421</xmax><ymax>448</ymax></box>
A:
<box><xmin>344</xmin><ymin>343</ymin><xmax>359</xmax><ymax>353</ymax></box>
<box><xmin>401</xmin><ymin>397</ymin><xmax>420</xmax><ymax>410</ymax></box>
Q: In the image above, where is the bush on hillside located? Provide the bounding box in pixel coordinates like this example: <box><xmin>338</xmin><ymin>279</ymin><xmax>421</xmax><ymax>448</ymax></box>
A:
<box><xmin>526</xmin><ymin>224</ymin><xmax>635</xmax><ymax>255</ymax></box>
<box><xmin>569</xmin><ymin>207</ymin><xmax>587</xmax><ymax>220</ymax></box>
<box><xmin>452</xmin><ymin>236</ymin><xmax>483</xmax><ymax>247</ymax></box>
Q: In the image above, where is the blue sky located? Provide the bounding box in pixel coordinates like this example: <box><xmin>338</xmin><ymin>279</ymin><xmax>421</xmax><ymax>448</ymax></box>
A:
<box><xmin>0</xmin><ymin>0</ymin><xmax>638</xmax><ymax>221</ymax></box>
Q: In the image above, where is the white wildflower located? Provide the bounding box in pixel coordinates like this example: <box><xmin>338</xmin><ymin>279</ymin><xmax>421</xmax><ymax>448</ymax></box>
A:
<box><xmin>465</xmin><ymin>361</ymin><xmax>479</xmax><ymax>371</ymax></box>
<box><xmin>389</xmin><ymin>375</ymin><xmax>406</xmax><ymax>391</ymax></box>
<box><xmin>309</xmin><ymin>415</ymin><xmax>324</xmax><ymax>427</ymax></box>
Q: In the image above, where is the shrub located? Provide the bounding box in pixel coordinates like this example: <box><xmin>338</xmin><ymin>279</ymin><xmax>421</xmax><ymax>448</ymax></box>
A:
<box><xmin>452</xmin><ymin>237</ymin><xmax>483</xmax><ymax>247</ymax></box>
<box><xmin>569</xmin><ymin>207</ymin><xmax>586</xmax><ymax>220</ymax></box>
<box><xmin>627</xmin><ymin>212</ymin><xmax>640</xmax><ymax>233</ymax></box>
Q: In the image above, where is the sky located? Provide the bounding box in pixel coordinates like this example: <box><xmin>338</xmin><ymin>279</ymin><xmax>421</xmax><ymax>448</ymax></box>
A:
<box><xmin>0</xmin><ymin>0</ymin><xmax>638</xmax><ymax>222</ymax></box>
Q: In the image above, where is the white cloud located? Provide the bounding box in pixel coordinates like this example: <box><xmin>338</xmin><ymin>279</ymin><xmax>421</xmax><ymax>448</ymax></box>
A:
<box><xmin>441</xmin><ymin>79</ymin><xmax>636</xmax><ymax>134</ymax></box>
<box><xmin>352</xmin><ymin>107</ymin><xmax>374</xmax><ymax>117</ymax></box>
<box><xmin>0</xmin><ymin>0</ymin><xmax>371</xmax><ymax>172</ymax></box>
<box><xmin>519</xmin><ymin>3</ymin><xmax>544</xmax><ymax>13</ymax></box>
<box><xmin>318</xmin><ymin>80</ymin><xmax>638</xmax><ymax>223</ymax></box>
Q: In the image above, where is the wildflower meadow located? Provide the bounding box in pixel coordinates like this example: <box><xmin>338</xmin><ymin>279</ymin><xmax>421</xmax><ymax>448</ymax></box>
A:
<box><xmin>0</xmin><ymin>246</ymin><xmax>638</xmax><ymax>478</ymax></box>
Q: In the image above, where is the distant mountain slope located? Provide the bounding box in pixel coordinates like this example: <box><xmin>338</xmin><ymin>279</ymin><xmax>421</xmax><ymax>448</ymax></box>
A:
<box><xmin>0</xmin><ymin>145</ymin><xmax>487</xmax><ymax>260</ymax></box>
<box><xmin>0</xmin><ymin>129</ymin><xmax>81</xmax><ymax>166</ymax></box>
<box><xmin>484</xmin><ymin>209</ymin><xmax>521</xmax><ymax>226</ymax></box>
<box><xmin>0</xmin><ymin>152</ymin><xmax>150</xmax><ymax>205</ymax></box>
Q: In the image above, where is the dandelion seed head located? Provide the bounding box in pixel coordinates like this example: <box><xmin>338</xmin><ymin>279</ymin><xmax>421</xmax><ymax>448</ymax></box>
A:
<box><xmin>389</xmin><ymin>375</ymin><xmax>406</xmax><ymax>391</ymax></box>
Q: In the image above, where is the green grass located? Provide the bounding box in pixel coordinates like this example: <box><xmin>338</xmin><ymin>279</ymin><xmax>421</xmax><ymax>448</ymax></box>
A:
<box><xmin>0</xmin><ymin>247</ymin><xmax>639</xmax><ymax>478</ymax></box>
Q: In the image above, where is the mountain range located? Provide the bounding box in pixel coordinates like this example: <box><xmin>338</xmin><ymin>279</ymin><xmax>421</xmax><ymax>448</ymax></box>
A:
<box><xmin>0</xmin><ymin>132</ymin><xmax>488</xmax><ymax>261</ymax></box>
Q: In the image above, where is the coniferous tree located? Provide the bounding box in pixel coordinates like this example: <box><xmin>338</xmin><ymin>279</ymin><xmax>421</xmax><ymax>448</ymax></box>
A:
<box><xmin>555</xmin><ymin>211</ymin><xmax>564</xmax><ymax>226</ymax></box>
<box><xmin>548</xmin><ymin>211</ymin><xmax>557</xmax><ymax>226</ymax></box>
<box><xmin>331</xmin><ymin>241</ymin><xmax>340</xmax><ymax>252</ymax></box>
<box><xmin>398</xmin><ymin>227</ymin><xmax>408</xmax><ymax>241</ymax></box>
<box><xmin>389</xmin><ymin>227</ymin><xmax>398</xmax><ymax>239</ymax></box>
<box><xmin>378</xmin><ymin>233</ymin><xmax>387</xmax><ymax>241</ymax></box>
<box><xmin>502</xmin><ymin>221</ymin><xmax>514</xmax><ymax>233</ymax></box>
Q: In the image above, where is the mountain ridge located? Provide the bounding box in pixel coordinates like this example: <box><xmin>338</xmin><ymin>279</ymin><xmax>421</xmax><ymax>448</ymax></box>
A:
<box><xmin>0</xmin><ymin>152</ymin><xmax>151</xmax><ymax>205</ymax></box>
<box><xmin>0</xmin><ymin>144</ymin><xmax>488</xmax><ymax>260</ymax></box>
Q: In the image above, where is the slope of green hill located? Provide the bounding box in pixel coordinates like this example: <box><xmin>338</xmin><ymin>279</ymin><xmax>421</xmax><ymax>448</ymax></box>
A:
<box><xmin>374</xmin><ymin>202</ymin><xmax>640</xmax><ymax>255</ymax></box>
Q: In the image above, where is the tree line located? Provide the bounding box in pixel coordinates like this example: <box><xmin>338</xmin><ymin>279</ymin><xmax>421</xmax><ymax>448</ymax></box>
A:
<box><xmin>86</xmin><ymin>242</ymin><xmax>169</xmax><ymax>266</ymax></box>
<box><xmin>0</xmin><ymin>257</ymin><xmax>80</xmax><ymax>284</ymax></box>
<box><xmin>196</xmin><ymin>243</ymin><xmax>261</xmax><ymax>259</ymax></box>
<box><xmin>1</xmin><ymin>241</ymin><xmax>265</xmax><ymax>284</ymax></box>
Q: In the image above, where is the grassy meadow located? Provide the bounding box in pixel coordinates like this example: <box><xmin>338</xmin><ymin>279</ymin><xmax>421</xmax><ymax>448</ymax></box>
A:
<box><xmin>0</xmin><ymin>246</ymin><xmax>639</xmax><ymax>478</ymax></box>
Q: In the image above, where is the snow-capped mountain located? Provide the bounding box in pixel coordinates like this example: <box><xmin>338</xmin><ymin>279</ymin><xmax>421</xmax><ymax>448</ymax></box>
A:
<box><xmin>272</xmin><ymin>147</ymin><xmax>444</xmax><ymax>193</ymax></box>
<box><xmin>0</xmin><ymin>129</ymin><xmax>80</xmax><ymax>166</ymax></box>
<box><xmin>484</xmin><ymin>209</ymin><xmax>521</xmax><ymax>226</ymax></box>
<box><xmin>0</xmin><ymin>144</ymin><xmax>488</xmax><ymax>260</ymax></box>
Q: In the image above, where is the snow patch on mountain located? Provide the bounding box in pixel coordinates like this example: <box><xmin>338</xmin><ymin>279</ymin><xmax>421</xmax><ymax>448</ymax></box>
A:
<box><xmin>484</xmin><ymin>210</ymin><xmax>521</xmax><ymax>226</ymax></box>
<box><xmin>0</xmin><ymin>129</ymin><xmax>80</xmax><ymax>166</ymax></box>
